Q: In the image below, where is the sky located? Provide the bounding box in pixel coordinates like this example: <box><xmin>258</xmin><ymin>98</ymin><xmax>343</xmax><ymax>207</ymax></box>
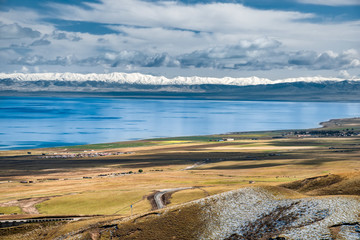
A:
<box><xmin>0</xmin><ymin>0</ymin><xmax>359</xmax><ymax>79</ymax></box>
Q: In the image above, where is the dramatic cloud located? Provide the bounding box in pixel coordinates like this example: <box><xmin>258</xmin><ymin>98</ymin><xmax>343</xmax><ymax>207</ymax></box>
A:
<box><xmin>0</xmin><ymin>22</ymin><xmax>41</xmax><ymax>39</ymax></box>
<box><xmin>179</xmin><ymin>46</ymin><xmax>360</xmax><ymax>71</ymax></box>
<box><xmin>44</xmin><ymin>0</ymin><xmax>360</xmax><ymax>53</ymax></box>
<box><xmin>0</xmin><ymin>0</ymin><xmax>359</xmax><ymax>78</ymax></box>
<box><xmin>50</xmin><ymin>0</ymin><xmax>317</xmax><ymax>44</ymax></box>
<box><xmin>179</xmin><ymin>38</ymin><xmax>283</xmax><ymax>69</ymax></box>
<box><xmin>288</xmin><ymin>49</ymin><xmax>360</xmax><ymax>70</ymax></box>
<box><xmin>9</xmin><ymin>36</ymin><xmax>359</xmax><ymax>73</ymax></box>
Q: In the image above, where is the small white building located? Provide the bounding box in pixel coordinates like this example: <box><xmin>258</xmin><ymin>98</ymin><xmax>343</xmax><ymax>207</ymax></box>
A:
<box><xmin>223</xmin><ymin>138</ymin><xmax>234</xmax><ymax>141</ymax></box>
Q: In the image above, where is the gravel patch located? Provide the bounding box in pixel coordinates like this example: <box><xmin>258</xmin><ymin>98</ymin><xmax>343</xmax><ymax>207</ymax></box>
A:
<box><xmin>195</xmin><ymin>187</ymin><xmax>360</xmax><ymax>240</ymax></box>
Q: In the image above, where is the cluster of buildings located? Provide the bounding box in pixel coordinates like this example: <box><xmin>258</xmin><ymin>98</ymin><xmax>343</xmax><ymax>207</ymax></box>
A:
<box><xmin>39</xmin><ymin>151</ymin><xmax>134</xmax><ymax>159</ymax></box>
<box><xmin>209</xmin><ymin>138</ymin><xmax>235</xmax><ymax>142</ymax></box>
<box><xmin>286</xmin><ymin>129</ymin><xmax>360</xmax><ymax>138</ymax></box>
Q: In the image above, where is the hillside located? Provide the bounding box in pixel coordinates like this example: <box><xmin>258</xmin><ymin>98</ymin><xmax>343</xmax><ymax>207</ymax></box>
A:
<box><xmin>94</xmin><ymin>186</ymin><xmax>360</xmax><ymax>240</ymax></box>
<box><xmin>2</xmin><ymin>186</ymin><xmax>359</xmax><ymax>240</ymax></box>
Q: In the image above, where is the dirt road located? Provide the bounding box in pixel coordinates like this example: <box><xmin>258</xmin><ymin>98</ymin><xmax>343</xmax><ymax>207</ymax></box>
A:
<box><xmin>0</xmin><ymin>196</ymin><xmax>56</xmax><ymax>214</ymax></box>
<box><xmin>154</xmin><ymin>187</ymin><xmax>193</xmax><ymax>209</ymax></box>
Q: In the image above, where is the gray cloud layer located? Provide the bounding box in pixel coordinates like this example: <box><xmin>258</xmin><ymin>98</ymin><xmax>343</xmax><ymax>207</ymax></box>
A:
<box><xmin>10</xmin><ymin>37</ymin><xmax>360</xmax><ymax>71</ymax></box>
<box><xmin>0</xmin><ymin>22</ymin><xmax>41</xmax><ymax>39</ymax></box>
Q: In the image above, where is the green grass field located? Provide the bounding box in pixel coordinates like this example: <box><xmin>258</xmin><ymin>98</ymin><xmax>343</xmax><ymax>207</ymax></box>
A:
<box><xmin>37</xmin><ymin>189</ymin><xmax>152</xmax><ymax>215</ymax></box>
<box><xmin>0</xmin><ymin>206</ymin><xmax>22</xmax><ymax>215</ymax></box>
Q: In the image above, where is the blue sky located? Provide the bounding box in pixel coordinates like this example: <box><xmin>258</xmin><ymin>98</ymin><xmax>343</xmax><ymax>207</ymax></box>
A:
<box><xmin>0</xmin><ymin>0</ymin><xmax>359</xmax><ymax>79</ymax></box>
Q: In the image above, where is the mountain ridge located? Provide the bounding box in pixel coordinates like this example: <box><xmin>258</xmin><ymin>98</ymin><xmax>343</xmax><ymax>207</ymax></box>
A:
<box><xmin>0</xmin><ymin>72</ymin><xmax>357</xmax><ymax>86</ymax></box>
<box><xmin>1</xmin><ymin>72</ymin><xmax>360</xmax><ymax>101</ymax></box>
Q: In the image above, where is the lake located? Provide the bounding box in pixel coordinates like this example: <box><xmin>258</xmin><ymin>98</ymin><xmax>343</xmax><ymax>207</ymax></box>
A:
<box><xmin>1</xmin><ymin>96</ymin><xmax>359</xmax><ymax>150</ymax></box>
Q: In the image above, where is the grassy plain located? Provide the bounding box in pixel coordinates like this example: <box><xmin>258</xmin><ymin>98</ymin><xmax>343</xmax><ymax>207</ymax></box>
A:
<box><xmin>0</xmin><ymin>118</ymin><xmax>359</xmax><ymax>233</ymax></box>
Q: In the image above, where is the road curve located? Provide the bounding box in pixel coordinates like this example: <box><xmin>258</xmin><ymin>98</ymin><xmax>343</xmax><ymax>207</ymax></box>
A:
<box><xmin>154</xmin><ymin>187</ymin><xmax>193</xmax><ymax>209</ymax></box>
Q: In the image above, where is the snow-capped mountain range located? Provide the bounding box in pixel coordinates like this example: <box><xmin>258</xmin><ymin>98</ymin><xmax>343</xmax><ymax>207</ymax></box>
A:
<box><xmin>1</xmin><ymin>72</ymin><xmax>360</xmax><ymax>101</ymax></box>
<box><xmin>0</xmin><ymin>72</ymin><xmax>357</xmax><ymax>86</ymax></box>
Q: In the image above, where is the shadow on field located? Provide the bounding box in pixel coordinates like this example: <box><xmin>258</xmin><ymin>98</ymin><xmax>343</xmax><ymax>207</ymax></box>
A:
<box><xmin>0</xmin><ymin>145</ymin><xmax>358</xmax><ymax>176</ymax></box>
<box><xmin>269</xmin><ymin>140</ymin><xmax>324</xmax><ymax>146</ymax></box>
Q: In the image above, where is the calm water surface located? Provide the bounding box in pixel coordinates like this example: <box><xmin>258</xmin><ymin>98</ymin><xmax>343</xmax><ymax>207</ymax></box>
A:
<box><xmin>1</xmin><ymin>97</ymin><xmax>360</xmax><ymax>150</ymax></box>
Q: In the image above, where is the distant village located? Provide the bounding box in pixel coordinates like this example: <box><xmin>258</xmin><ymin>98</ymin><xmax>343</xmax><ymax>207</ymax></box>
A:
<box><xmin>287</xmin><ymin>129</ymin><xmax>360</xmax><ymax>138</ymax></box>
<box><xmin>38</xmin><ymin>151</ymin><xmax>134</xmax><ymax>159</ymax></box>
<box><xmin>228</xmin><ymin>129</ymin><xmax>360</xmax><ymax>140</ymax></box>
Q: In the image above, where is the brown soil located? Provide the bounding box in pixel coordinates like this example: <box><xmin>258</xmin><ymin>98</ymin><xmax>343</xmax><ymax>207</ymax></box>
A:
<box><xmin>161</xmin><ymin>192</ymin><xmax>172</xmax><ymax>206</ymax></box>
<box><xmin>146</xmin><ymin>192</ymin><xmax>159</xmax><ymax>211</ymax></box>
<box><xmin>0</xmin><ymin>196</ymin><xmax>59</xmax><ymax>214</ymax></box>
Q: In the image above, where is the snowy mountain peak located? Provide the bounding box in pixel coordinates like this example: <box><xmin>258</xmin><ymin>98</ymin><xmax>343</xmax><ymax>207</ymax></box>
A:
<box><xmin>0</xmin><ymin>72</ymin><xmax>355</xmax><ymax>86</ymax></box>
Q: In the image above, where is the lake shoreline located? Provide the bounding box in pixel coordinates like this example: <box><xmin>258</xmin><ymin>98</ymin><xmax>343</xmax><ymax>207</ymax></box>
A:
<box><xmin>1</xmin><ymin>90</ymin><xmax>360</xmax><ymax>102</ymax></box>
<box><xmin>1</xmin><ymin>117</ymin><xmax>359</xmax><ymax>153</ymax></box>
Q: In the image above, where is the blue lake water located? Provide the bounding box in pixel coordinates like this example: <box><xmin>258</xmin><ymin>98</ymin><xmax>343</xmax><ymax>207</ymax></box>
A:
<box><xmin>0</xmin><ymin>96</ymin><xmax>360</xmax><ymax>150</ymax></box>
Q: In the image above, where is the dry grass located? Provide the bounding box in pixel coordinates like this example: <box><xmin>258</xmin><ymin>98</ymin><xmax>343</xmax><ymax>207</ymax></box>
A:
<box><xmin>167</xmin><ymin>188</ymin><xmax>208</xmax><ymax>206</ymax></box>
<box><xmin>1</xmin><ymin>118</ymin><xmax>360</xmax><ymax>239</ymax></box>
<box><xmin>37</xmin><ymin>189</ymin><xmax>152</xmax><ymax>215</ymax></box>
<box><xmin>0</xmin><ymin>206</ymin><xmax>22</xmax><ymax>215</ymax></box>
<box><xmin>2</xmin><ymin>134</ymin><xmax>360</xmax><ymax>215</ymax></box>
<box><xmin>44</xmin><ymin>215</ymin><xmax>121</xmax><ymax>239</ymax></box>
<box><xmin>281</xmin><ymin>172</ymin><xmax>360</xmax><ymax>196</ymax></box>
<box><xmin>105</xmin><ymin>204</ymin><xmax>206</xmax><ymax>240</ymax></box>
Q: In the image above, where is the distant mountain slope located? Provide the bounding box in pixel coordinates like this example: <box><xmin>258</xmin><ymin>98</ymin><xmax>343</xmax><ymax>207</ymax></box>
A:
<box><xmin>1</xmin><ymin>72</ymin><xmax>359</xmax><ymax>101</ymax></box>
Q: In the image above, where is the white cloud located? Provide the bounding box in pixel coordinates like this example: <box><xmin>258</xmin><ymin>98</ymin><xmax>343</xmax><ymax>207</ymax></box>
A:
<box><xmin>50</xmin><ymin>31</ymin><xmax>82</xmax><ymax>41</ymax></box>
<box><xmin>46</xmin><ymin>0</ymin><xmax>359</xmax><ymax>53</ymax></box>
<box><xmin>52</xmin><ymin>0</ymin><xmax>314</xmax><ymax>34</ymax></box>
<box><xmin>338</xmin><ymin>70</ymin><xmax>351</xmax><ymax>79</ymax></box>
<box><xmin>297</xmin><ymin>0</ymin><xmax>360</xmax><ymax>6</ymax></box>
<box><xmin>0</xmin><ymin>8</ymin><xmax>54</xmax><ymax>34</ymax></box>
<box><xmin>0</xmin><ymin>22</ymin><xmax>40</xmax><ymax>39</ymax></box>
<box><xmin>30</xmin><ymin>39</ymin><xmax>51</xmax><ymax>46</ymax></box>
<box><xmin>0</xmin><ymin>0</ymin><xmax>359</xmax><ymax>77</ymax></box>
<box><xmin>21</xmin><ymin>66</ymin><xmax>29</xmax><ymax>73</ymax></box>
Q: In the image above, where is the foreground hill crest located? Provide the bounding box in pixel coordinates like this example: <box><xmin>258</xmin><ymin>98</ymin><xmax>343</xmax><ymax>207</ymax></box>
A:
<box><xmin>56</xmin><ymin>186</ymin><xmax>360</xmax><ymax>240</ymax></box>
